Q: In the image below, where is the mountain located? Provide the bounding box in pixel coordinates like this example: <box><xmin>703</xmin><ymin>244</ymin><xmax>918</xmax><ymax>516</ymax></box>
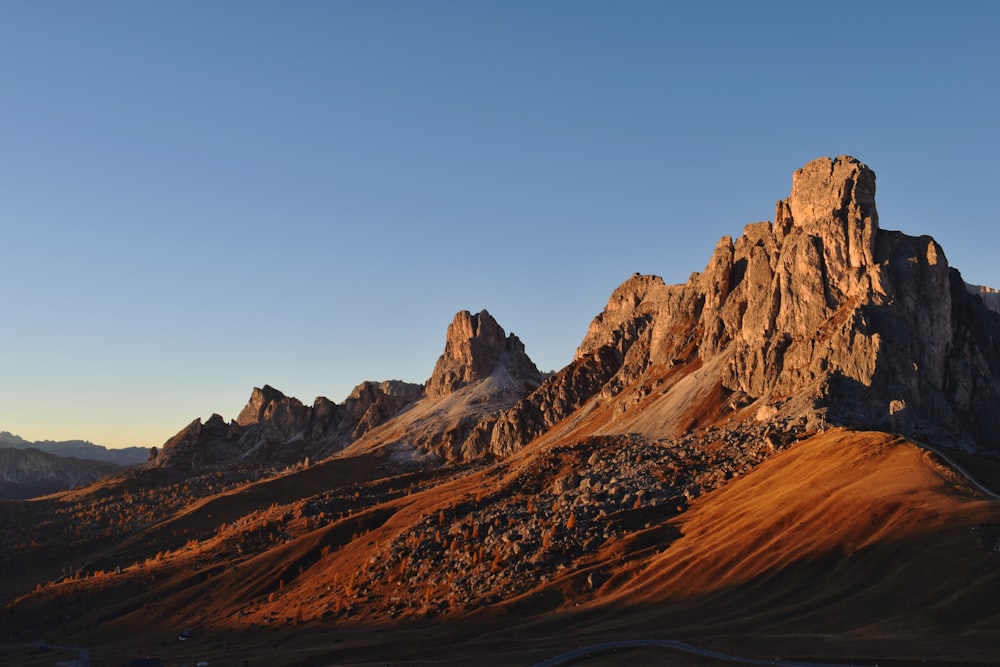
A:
<box><xmin>2</xmin><ymin>156</ymin><xmax>999</xmax><ymax>666</ymax></box>
<box><xmin>0</xmin><ymin>447</ymin><xmax>122</xmax><ymax>499</ymax></box>
<box><xmin>0</xmin><ymin>431</ymin><xmax>147</xmax><ymax>466</ymax></box>
<box><xmin>0</xmin><ymin>432</ymin><xmax>144</xmax><ymax>498</ymax></box>
<box><xmin>149</xmin><ymin>308</ymin><xmax>543</xmax><ymax>469</ymax></box>
<box><xmin>467</xmin><ymin>156</ymin><xmax>1000</xmax><ymax>458</ymax></box>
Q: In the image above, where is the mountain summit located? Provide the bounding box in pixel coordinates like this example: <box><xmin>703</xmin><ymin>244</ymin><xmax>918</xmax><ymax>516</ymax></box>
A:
<box><xmin>469</xmin><ymin>156</ymin><xmax>1000</xmax><ymax>456</ymax></box>
<box><xmin>148</xmin><ymin>156</ymin><xmax>1000</xmax><ymax>471</ymax></box>
<box><xmin>5</xmin><ymin>156</ymin><xmax>1000</xmax><ymax>667</ymax></box>
<box><xmin>426</xmin><ymin>309</ymin><xmax>542</xmax><ymax>398</ymax></box>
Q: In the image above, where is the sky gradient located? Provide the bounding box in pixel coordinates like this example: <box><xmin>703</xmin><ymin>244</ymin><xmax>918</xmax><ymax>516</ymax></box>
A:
<box><xmin>3</xmin><ymin>1</ymin><xmax>998</xmax><ymax>449</ymax></box>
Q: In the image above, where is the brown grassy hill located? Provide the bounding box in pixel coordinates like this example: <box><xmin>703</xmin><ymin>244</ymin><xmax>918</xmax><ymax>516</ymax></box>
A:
<box><xmin>6</xmin><ymin>428</ymin><xmax>998</xmax><ymax>666</ymax></box>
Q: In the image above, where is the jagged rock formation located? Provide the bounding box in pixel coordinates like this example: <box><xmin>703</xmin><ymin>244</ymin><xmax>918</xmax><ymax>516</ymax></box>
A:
<box><xmin>151</xmin><ymin>310</ymin><xmax>543</xmax><ymax>469</ymax></box>
<box><xmin>425</xmin><ymin>310</ymin><xmax>542</xmax><ymax>398</ymax></box>
<box><xmin>150</xmin><ymin>381</ymin><xmax>423</xmax><ymax>470</ymax></box>
<box><xmin>0</xmin><ymin>432</ymin><xmax>147</xmax><ymax>466</ymax></box>
<box><xmin>968</xmin><ymin>283</ymin><xmax>1000</xmax><ymax>315</ymax></box>
<box><xmin>342</xmin><ymin>310</ymin><xmax>546</xmax><ymax>461</ymax></box>
<box><xmin>150</xmin><ymin>156</ymin><xmax>1000</xmax><ymax>469</ymax></box>
<box><xmin>469</xmin><ymin>156</ymin><xmax>1000</xmax><ymax>456</ymax></box>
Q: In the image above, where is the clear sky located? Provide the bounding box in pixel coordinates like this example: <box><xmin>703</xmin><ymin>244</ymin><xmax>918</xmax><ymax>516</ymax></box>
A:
<box><xmin>2</xmin><ymin>1</ymin><xmax>998</xmax><ymax>449</ymax></box>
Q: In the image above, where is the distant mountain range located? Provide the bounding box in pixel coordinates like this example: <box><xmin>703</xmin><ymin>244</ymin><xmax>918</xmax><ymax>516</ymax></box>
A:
<box><xmin>0</xmin><ymin>432</ymin><xmax>147</xmax><ymax>499</ymax></box>
<box><xmin>0</xmin><ymin>447</ymin><xmax>123</xmax><ymax>499</ymax></box>
<box><xmin>0</xmin><ymin>432</ymin><xmax>148</xmax><ymax>466</ymax></box>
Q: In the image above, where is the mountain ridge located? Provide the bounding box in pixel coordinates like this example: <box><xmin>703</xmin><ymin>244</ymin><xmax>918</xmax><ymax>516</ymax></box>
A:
<box><xmin>147</xmin><ymin>156</ymin><xmax>1000</xmax><ymax>473</ymax></box>
<box><xmin>0</xmin><ymin>431</ymin><xmax>147</xmax><ymax>466</ymax></box>
<box><xmin>4</xmin><ymin>155</ymin><xmax>1000</xmax><ymax>666</ymax></box>
<box><xmin>0</xmin><ymin>447</ymin><xmax>123</xmax><ymax>499</ymax></box>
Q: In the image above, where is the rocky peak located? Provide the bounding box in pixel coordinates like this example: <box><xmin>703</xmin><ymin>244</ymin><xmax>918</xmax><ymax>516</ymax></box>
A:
<box><xmin>236</xmin><ymin>385</ymin><xmax>297</xmax><ymax>427</ymax></box>
<box><xmin>778</xmin><ymin>155</ymin><xmax>879</xmax><ymax>302</ymax></box>
<box><xmin>479</xmin><ymin>156</ymin><xmax>1000</xmax><ymax>457</ymax></box>
<box><xmin>786</xmin><ymin>156</ymin><xmax>878</xmax><ymax>243</ymax></box>
<box><xmin>425</xmin><ymin>309</ymin><xmax>541</xmax><ymax>398</ymax></box>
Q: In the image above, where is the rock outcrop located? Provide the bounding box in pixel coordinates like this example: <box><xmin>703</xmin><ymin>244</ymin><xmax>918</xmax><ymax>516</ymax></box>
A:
<box><xmin>150</xmin><ymin>157</ymin><xmax>1000</xmax><ymax>467</ymax></box>
<box><xmin>342</xmin><ymin>380</ymin><xmax>425</xmax><ymax>440</ymax></box>
<box><xmin>151</xmin><ymin>310</ymin><xmax>548</xmax><ymax>469</ymax></box>
<box><xmin>151</xmin><ymin>381</ymin><xmax>424</xmax><ymax>470</ymax></box>
<box><xmin>425</xmin><ymin>310</ymin><xmax>542</xmax><ymax>398</ymax></box>
<box><xmin>968</xmin><ymin>283</ymin><xmax>1000</xmax><ymax>315</ymax></box>
<box><xmin>472</xmin><ymin>156</ymin><xmax>1000</xmax><ymax>456</ymax></box>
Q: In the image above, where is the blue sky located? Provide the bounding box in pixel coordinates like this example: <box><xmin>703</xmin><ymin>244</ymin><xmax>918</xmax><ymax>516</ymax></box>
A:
<box><xmin>2</xmin><ymin>1</ymin><xmax>998</xmax><ymax>448</ymax></box>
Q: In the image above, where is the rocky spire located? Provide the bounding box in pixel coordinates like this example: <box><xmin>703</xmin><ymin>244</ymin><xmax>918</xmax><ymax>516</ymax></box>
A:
<box><xmin>778</xmin><ymin>155</ymin><xmax>880</xmax><ymax>299</ymax></box>
<box><xmin>236</xmin><ymin>385</ymin><xmax>297</xmax><ymax>427</ymax></box>
<box><xmin>425</xmin><ymin>309</ymin><xmax>541</xmax><ymax>399</ymax></box>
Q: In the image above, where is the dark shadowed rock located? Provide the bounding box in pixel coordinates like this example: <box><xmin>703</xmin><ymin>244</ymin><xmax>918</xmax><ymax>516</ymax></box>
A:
<box><xmin>0</xmin><ymin>448</ymin><xmax>122</xmax><ymax>499</ymax></box>
<box><xmin>967</xmin><ymin>283</ymin><xmax>1000</xmax><ymax>315</ymax></box>
<box><xmin>342</xmin><ymin>380</ymin><xmax>425</xmax><ymax>440</ymax></box>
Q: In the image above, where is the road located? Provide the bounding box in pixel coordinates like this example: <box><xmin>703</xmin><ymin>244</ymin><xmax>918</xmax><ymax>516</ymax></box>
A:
<box><xmin>907</xmin><ymin>437</ymin><xmax>1000</xmax><ymax>501</ymax></box>
<box><xmin>533</xmin><ymin>435</ymin><xmax>1000</xmax><ymax>667</ymax></box>
<box><xmin>530</xmin><ymin>639</ymin><xmax>866</xmax><ymax>667</ymax></box>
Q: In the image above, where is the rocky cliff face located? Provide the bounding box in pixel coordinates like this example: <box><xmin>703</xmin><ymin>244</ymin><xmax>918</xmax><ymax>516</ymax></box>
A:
<box><xmin>425</xmin><ymin>310</ymin><xmax>542</xmax><ymax>398</ymax></box>
<box><xmin>151</xmin><ymin>381</ymin><xmax>424</xmax><ymax>471</ymax></box>
<box><xmin>967</xmin><ymin>283</ymin><xmax>1000</xmax><ymax>315</ymax></box>
<box><xmin>151</xmin><ymin>309</ymin><xmax>542</xmax><ymax>469</ymax></box>
<box><xmin>151</xmin><ymin>156</ymin><xmax>1000</xmax><ymax>468</ymax></box>
<box><xmin>469</xmin><ymin>156</ymin><xmax>1000</xmax><ymax>456</ymax></box>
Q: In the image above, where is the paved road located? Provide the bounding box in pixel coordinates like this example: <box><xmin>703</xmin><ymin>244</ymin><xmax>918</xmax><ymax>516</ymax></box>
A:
<box><xmin>907</xmin><ymin>437</ymin><xmax>1000</xmax><ymax>501</ymax></box>
<box><xmin>530</xmin><ymin>639</ymin><xmax>865</xmax><ymax>667</ymax></box>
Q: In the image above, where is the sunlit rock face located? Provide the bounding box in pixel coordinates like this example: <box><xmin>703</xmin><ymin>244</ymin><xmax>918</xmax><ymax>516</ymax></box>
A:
<box><xmin>151</xmin><ymin>380</ymin><xmax>423</xmax><ymax>470</ymax></box>
<box><xmin>425</xmin><ymin>309</ymin><xmax>542</xmax><ymax>399</ymax></box>
<box><xmin>152</xmin><ymin>157</ymin><xmax>1000</xmax><ymax>467</ymax></box>
<box><xmin>476</xmin><ymin>156</ymin><xmax>1000</xmax><ymax>455</ymax></box>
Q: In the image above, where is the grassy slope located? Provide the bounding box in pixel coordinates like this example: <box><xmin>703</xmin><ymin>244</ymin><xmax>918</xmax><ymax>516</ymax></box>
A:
<box><xmin>524</xmin><ymin>429</ymin><xmax>1000</xmax><ymax>664</ymax></box>
<box><xmin>9</xmin><ymin>429</ymin><xmax>1000</xmax><ymax>666</ymax></box>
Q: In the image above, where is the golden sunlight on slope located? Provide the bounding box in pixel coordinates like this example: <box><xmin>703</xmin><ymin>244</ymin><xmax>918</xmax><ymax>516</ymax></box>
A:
<box><xmin>556</xmin><ymin>428</ymin><xmax>1000</xmax><ymax>663</ymax></box>
<box><xmin>616</xmin><ymin>429</ymin><xmax>996</xmax><ymax>599</ymax></box>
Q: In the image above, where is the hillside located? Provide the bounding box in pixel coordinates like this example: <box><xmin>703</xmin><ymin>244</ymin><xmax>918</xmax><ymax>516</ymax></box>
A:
<box><xmin>3</xmin><ymin>156</ymin><xmax>1000</xmax><ymax>666</ymax></box>
<box><xmin>0</xmin><ymin>447</ymin><xmax>122</xmax><ymax>499</ymax></box>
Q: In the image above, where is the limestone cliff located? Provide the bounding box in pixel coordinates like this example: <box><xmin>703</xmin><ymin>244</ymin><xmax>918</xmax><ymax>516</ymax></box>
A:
<box><xmin>151</xmin><ymin>156</ymin><xmax>1000</xmax><ymax>468</ymax></box>
<box><xmin>967</xmin><ymin>283</ymin><xmax>1000</xmax><ymax>315</ymax></box>
<box><xmin>472</xmin><ymin>156</ymin><xmax>1000</xmax><ymax>456</ymax></box>
<box><xmin>425</xmin><ymin>310</ymin><xmax>542</xmax><ymax>398</ymax></box>
<box><xmin>150</xmin><ymin>309</ymin><xmax>541</xmax><ymax>469</ymax></box>
<box><xmin>151</xmin><ymin>381</ymin><xmax>423</xmax><ymax>470</ymax></box>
